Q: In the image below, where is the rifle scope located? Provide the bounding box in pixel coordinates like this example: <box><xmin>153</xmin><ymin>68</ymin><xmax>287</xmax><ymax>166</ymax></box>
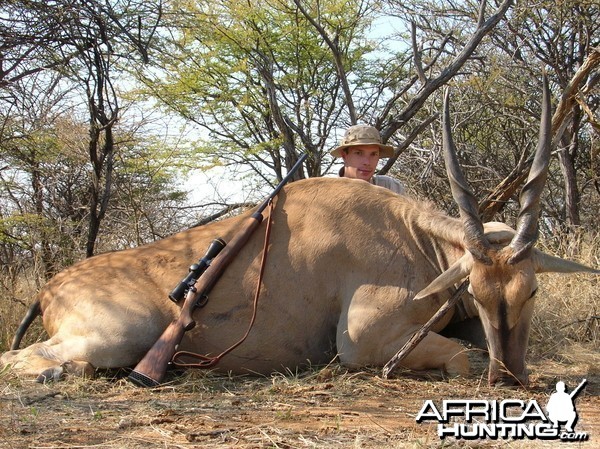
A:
<box><xmin>168</xmin><ymin>238</ymin><xmax>227</xmax><ymax>302</ymax></box>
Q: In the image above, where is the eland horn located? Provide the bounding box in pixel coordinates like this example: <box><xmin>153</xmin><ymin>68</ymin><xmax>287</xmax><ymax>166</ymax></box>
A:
<box><xmin>508</xmin><ymin>74</ymin><xmax>552</xmax><ymax>264</ymax></box>
<box><xmin>442</xmin><ymin>87</ymin><xmax>492</xmax><ymax>265</ymax></box>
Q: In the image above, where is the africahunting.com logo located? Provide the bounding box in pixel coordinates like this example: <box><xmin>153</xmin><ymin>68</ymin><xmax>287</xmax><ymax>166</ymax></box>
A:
<box><xmin>416</xmin><ymin>379</ymin><xmax>589</xmax><ymax>442</ymax></box>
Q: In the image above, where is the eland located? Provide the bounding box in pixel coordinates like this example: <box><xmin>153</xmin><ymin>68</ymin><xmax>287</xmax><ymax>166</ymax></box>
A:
<box><xmin>2</xmin><ymin>79</ymin><xmax>598</xmax><ymax>387</ymax></box>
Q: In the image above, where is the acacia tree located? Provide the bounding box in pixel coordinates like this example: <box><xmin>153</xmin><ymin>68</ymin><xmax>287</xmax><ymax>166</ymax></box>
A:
<box><xmin>0</xmin><ymin>0</ymin><xmax>164</xmax><ymax>257</ymax></box>
<box><xmin>0</xmin><ymin>79</ymin><xmax>186</xmax><ymax>284</ymax></box>
<box><xmin>373</xmin><ymin>0</ymin><xmax>599</xmax><ymax>236</ymax></box>
<box><xmin>138</xmin><ymin>0</ymin><xmax>379</xmax><ymax>185</ymax></box>
<box><xmin>492</xmin><ymin>0</ymin><xmax>600</xmax><ymax>229</ymax></box>
<box><xmin>139</xmin><ymin>0</ymin><xmax>512</xmax><ymax>197</ymax></box>
<box><xmin>50</xmin><ymin>0</ymin><xmax>163</xmax><ymax>256</ymax></box>
<box><xmin>0</xmin><ymin>0</ymin><xmax>196</xmax><ymax>291</ymax></box>
<box><xmin>0</xmin><ymin>73</ymin><xmax>85</xmax><ymax>280</ymax></box>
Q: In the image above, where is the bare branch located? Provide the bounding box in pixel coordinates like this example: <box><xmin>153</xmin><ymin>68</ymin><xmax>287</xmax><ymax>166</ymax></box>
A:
<box><xmin>479</xmin><ymin>48</ymin><xmax>600</xmax><ymax>221</ymax></box>
<box><xmin>292</xmin><ymin>0</ymin><xmax>357</xmax><ymax>123</ymax></box>
<box><xmin>552</xmin><ymin>47</ymin><xmax>600</xmax><ymax>137</ymax></box>
<box><xmin>411</xmin><ymin>21</ymin><xmax>427</xmax><ymax>84</ymax></box>
<box><xmin>381</xmin><ymin>0</ymin><xmax>513</xmax><ymax>142</ymax></box>
<box><xmin>378</xmin><ymin>114</ymin><xmax>438</xmax><ymax>175</ymax></box>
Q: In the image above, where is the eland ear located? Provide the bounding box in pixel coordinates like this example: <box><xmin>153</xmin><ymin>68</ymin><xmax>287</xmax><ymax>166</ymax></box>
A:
<box><xmin>533</xmin><ymin>249</ymin><xmax>600</xmax><ymax>274</ymax></box>
<box><xmin>414</xmin><ymin>253</ymin><xmax>473</xmax><ymax>300</ymax></box>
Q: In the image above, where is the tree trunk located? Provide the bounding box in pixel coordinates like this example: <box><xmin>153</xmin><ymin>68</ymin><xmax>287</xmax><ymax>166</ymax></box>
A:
<box><xmin>557</xmin><ymin>117</ymin><xmax>582</xmax><ymax>228</ymax></box>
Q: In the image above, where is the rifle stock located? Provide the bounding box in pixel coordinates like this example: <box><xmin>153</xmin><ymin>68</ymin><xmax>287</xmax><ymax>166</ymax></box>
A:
<box><xmin>128</xmin><ymin>153</ymin><xmax>306</xmax><ymax>387</ymax></box>
<box><xmin>128</xmin><ymin>318</ymin><xmax>187</xmax><ymax>387</ymax></box>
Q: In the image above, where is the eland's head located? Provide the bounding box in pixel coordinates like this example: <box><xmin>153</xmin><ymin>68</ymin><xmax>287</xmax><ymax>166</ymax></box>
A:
<box><xmin>415</xmin><ymin>75</ymin><xmax>599</xmax><ymax>386</ymax></box>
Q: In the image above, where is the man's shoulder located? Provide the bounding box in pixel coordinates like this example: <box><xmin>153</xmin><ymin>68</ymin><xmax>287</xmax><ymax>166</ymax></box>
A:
<box><xmin>373</xmin><ymin>175</ymin><xmax>406</xmax><ymax>195</ymax></box>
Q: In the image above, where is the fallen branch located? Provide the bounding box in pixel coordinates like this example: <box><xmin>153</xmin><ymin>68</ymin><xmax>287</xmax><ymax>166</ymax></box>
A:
<box><xmin>479</xmin><ymin>48</ymin><xmax>600</xmax><ymax>220</ymax></box>
<box><xmin>559</xmin><ymin>315</ymin><xmax>600</xmax><ymax>330</ymax></box>
<box><xmin>382</xmin><ymin>280</ymin><xmax>470</xmax><ymax>379</ymax></box>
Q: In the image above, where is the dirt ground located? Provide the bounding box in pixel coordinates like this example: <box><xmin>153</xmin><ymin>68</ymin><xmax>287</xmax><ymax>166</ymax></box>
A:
<box><xmin>1</xmin><ymin>346</ymin><xmax>598</xmax><ymax>449</ymax></box>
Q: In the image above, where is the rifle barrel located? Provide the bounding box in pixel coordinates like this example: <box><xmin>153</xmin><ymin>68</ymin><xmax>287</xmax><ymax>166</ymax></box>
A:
<box><xmin>254</xmin><ymin>153</ymin><xmax>307</xmax><ymax>217</ymax></box>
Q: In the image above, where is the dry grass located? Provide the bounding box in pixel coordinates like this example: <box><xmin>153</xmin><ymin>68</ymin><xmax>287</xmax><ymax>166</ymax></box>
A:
<box><xmin>0</xmin><ymin>270</ymin><xmax>47</xmax><ymax>353</ymax></box>
<box><xmin>529</xmin><ymin>232</ymin><xmax>599</xmax><ymax>361</ymax></box>
<box><xmin>1</xmin><ymin>361</ymin><xmax>598</xmax><ymax>448</ymax></box>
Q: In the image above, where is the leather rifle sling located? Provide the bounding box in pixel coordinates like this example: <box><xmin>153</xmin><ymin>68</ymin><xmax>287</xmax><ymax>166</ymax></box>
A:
<box><xmin>171</xmin><ymin>199</ymin><xmax>276</xmax><ymax>369</ymax></box>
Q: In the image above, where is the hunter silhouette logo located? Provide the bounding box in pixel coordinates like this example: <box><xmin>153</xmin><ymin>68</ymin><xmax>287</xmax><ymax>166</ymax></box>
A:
<box><xmin>546</xmin><ymin>379</ymin><xmax>587</xmax><ymax>436</ymax></box>
<box><xmin>416</xmin><ymin>379</ymin><xmax>589</xmax><ymax>441</ymax></box>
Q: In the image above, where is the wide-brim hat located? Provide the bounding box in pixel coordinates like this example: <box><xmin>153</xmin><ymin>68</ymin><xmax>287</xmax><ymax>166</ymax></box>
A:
<box><xmin>330</xmin><ymin>124</ymin><xmax>395</xmax><ymax>158</ymax></box>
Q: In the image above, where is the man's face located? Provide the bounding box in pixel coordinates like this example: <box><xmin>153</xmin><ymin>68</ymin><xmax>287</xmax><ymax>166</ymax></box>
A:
<box><xmin>341</xmin><ymin>145</ymin><xmax>381</xmax><ymax>181</ymax></box>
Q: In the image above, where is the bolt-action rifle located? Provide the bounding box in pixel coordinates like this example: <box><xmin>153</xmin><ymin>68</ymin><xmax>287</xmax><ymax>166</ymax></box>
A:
<box><xmin>128</xmin><ymin>153</ymin><xmax>307</xmax><ymax>387</ymax></box>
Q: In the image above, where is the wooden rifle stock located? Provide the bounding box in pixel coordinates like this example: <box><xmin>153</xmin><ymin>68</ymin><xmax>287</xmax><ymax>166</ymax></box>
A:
<box><xmin>128</xmin><ymin>153</ymin><xmax>307</xmax><ymax>387</ymax></box>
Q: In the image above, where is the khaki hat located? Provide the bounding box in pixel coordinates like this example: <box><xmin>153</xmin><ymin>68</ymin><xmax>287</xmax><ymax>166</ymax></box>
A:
<box><xmin>330</xmin><ymin>124</ymin><xmax>394</xmax><ymax>158</ymax></box>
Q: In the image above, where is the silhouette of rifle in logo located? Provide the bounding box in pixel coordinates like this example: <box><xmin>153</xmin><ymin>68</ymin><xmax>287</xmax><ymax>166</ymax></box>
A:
<box><xmin>570</xmin><ymin>379</ymin><xmax>587</xmax><ymax>399</ymax></box>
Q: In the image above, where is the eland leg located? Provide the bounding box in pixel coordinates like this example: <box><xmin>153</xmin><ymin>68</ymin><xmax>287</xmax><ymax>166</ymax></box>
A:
<box><xmin>336</xmin><ymin>286</ymin><xmax>470</xmax><ymax>376</ymax></box>
<box><xmin>0</xmin><ymin>339</ymin><xmax>96</xmax><ymax>382</ymax></box>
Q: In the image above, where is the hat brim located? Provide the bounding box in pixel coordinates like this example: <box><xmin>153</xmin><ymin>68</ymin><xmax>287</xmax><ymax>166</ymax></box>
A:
<box><xmin>330</xmin><ymin>142</ymin><xmax>395</xmax><ymax>159</ymax></box>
